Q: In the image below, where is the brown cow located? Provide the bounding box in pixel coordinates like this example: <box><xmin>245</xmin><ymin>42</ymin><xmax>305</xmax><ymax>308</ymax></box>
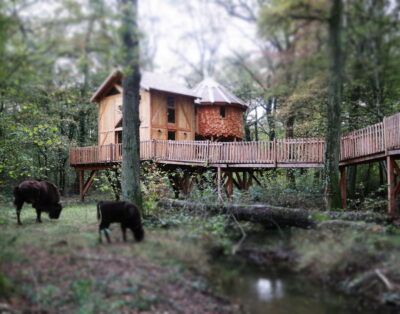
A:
<box><xmin>97</xmin><ymin>201</ymin><xmax>144</xmax><ymax>243</ymax></box>
<box><xmin>13</xmin><ymin>180</ymin><xmax>63</xmax><ymax>225</ymax></box>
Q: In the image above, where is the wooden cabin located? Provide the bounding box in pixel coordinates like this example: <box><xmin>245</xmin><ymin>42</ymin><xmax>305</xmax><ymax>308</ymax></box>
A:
<box><xmin>91</xmin><ymin>70</ymin><xmax>199</xmax><ymax>145</ymax></box>
<box><xmin>193</xmin><ymin>78</ymin><xmax>248</xmax><ymax>141</ymax></box>
<box><xmin>90</xmin><ymin>71</ymin><xmax>247</xmax><ymax>145</ymax></box>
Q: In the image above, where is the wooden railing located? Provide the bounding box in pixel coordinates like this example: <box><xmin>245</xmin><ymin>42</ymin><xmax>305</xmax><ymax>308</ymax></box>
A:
<box><xmin>69</xmin><ymin>112</ymin><xmax>400</xmax><ymax>166</ymax></box>
<box><xmin>340</xmin><ymin>112</ymin><xmax>400</xmax><ymax>160</ymax></box>
<box><xmin>340</xmin><ymin>121</ymin><xmax>385</xmax><ymax>160</ymax></box>
<box><xmin>384</xmin><ymin>113</ymin><xmax>400</xmax><ymax>150</ymax></box>
<box><xmin>70</xmin><ymin>138</ymin><xmax>325</xmax><ymax>166</ymax></box>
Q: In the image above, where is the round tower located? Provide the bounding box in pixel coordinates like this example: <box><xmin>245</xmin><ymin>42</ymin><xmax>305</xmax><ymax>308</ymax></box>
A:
<box><xmin>193</xmin><ymin>78</ymin><xmax>248</xmax><ymax>141</ymax></box>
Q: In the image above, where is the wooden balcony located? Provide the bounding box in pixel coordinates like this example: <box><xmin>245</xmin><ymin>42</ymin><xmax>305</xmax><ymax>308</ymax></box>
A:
<box><xmin>70</xmin><ymin>138</ymin><xmax>326</xmax><ymax>169</ymax></box>
<box><xmin>69</xmin><ymin>113</ymin><xmax>400</xmax><ymax>169</ymax></box>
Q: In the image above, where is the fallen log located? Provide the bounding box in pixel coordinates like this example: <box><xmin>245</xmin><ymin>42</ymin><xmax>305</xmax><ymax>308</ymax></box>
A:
<box><xmin>157</xmin><ymin>199</ymin><xmax>390</xmax><ymax>229</ymax></box>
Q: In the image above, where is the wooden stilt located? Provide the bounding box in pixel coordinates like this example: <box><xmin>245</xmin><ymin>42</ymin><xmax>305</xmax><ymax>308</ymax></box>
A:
<box><xmin>249</xmin><ymin>171</ymin><xmax>262</xmax><ymax>187</ymax></box>
<box><xmin>340</xmin><ymin>166</ymin><xmax>347</xmax><ymax>209</ymax></box>
<box><xmin>224</xmin><ymin>171</ymin><xmax>233</xmax><ymax>198</ymax></box>
<box><xmin>217</xmin><ymin>167</ymin><xmax>222</xmax><ymax>201</ymax></box>
<box><xmin>387</xmin><ymin>156</ymin><xmax>397</xmax><ymax>216</ymax></box>
<box><xmin>235</xmin><ymin>172</ymin><xmax>243</xmax><ymax>188</ymax></box>
<box><xmin>79</xmin><ymin>170</ymin><xmax>84</xmax><ymax>202</ymax></box>
<box><xmin>82</xmin><ymin>170</ymin><xmax>98</xmax><ymax>200</ymax></box>
<box><xmin>244</xmin><ymin>171</ymin><xmax>253</xmax><ymax>190</ymax></box>
<box><xmin>231</xmin><ymin>173</ymin><xmax>241</xmax><ymax>190</ymax></box>
<box><xmin>182</xmin><ymin>171</ymin><xmax>194</xmax><ymax>196</ymax></box>
<box><xmin>242</xmin><ymin>172</ymin><xmax>248</xmax><ymax>190</ymax></box>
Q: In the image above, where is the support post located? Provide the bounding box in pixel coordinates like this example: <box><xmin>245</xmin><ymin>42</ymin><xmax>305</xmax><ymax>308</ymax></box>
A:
<box><xmin>224</xmin><ymin>171</ymin><xmax>233</xmax><ymax>199</ymax></box>
<box><xmin>340</xmin><ymin>166</ymin><xmax>347</xmax><ymax>209</ymax></box>
<box><xmin>79</xmin><ymin>170</ymin><xmax>84</xmax><ymax>202</ymax></box>
<box><xmin>387</xmin><ymin>156</ymin><xmax>397</xmax><ymax>216</ymax></box>
<box><xmin>217</xmin><ymin>167</ymin><xmax>222</xmax><ymax>202</ymax></box>
<box><xmin>182</xmin><ymin>171</ymin><xmax>194</xmax><ymax>196</ymax></box>
<box><xmin>82</xmin><ymin>170</ymin><xmax>98</xmax><ymax>200</ymax></box>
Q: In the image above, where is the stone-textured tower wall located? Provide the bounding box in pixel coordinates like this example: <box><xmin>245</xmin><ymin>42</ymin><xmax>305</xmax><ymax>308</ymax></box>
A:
<box><xmin>197</xmin><ymin>105</ymin><xmax>244</xmax><ymax>139</ymax></box>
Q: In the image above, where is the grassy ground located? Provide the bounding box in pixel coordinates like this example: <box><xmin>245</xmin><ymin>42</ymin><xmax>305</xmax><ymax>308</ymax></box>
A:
<box><xmin>0</xmin><ymin>203</ymin><xmax>237</xmax><ymax>313</ymax></box>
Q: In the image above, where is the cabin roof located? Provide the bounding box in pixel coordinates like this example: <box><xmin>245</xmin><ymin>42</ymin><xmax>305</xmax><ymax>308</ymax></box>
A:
<box><xmin>91</xmin><ymin>70</ymin><xmax>199</xmax><ymax>102</ymax></box>
<box><xmin>192</xmin><ymin>78</ymin><xmax>248</xmax><ymax>109</ymax></box>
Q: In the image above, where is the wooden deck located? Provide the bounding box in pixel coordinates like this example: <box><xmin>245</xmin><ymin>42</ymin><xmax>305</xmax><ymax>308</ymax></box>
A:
<box><xmin>70</xmin><ymin>138</ymin><xmax>326</xmax><ymax>168</ymax></box>
<box><xmin>69</xmin><ymin>113</ymin><xmax>400</xmax><ymax>215</ymax></box>
<box><xmin>70</xmin><ymin>113</ymin><xmax>400</xmax><ymax>168</ymax></box>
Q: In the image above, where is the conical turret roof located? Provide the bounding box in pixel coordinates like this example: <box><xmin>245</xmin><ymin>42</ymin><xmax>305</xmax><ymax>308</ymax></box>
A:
<box><xmin>193</xmin><ymin>78</ymin><xmax>247</xmax><ymax>109</ymax></box>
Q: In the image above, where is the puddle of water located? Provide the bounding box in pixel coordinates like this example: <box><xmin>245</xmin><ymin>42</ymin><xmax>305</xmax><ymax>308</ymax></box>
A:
<box><xmin>212</xmin><ymin>232</ymin><xmax>384</xmax><ymax>314</ymax></box>
<box><xmin>220</xmin><ymin>268</ymin><xmax>362</xmax><ymax>314</ymax></box>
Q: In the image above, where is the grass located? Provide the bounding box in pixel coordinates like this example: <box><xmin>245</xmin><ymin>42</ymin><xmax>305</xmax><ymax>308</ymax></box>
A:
<box><xmin>0</xmin><ymin>202</ymin><xmax>236</xmax><ymax>313</ymax></box>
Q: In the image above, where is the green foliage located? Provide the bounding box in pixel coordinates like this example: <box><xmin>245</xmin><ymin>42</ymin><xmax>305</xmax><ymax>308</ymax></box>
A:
<box><xmin>188</xmin><ymin>170</ymin><xmax>220</xmax><ymax>203</ymax></box>
<box><xmin>141</xmin><ymin>163</ymin><xmax>172</xmax><ymax>216</ymax></box>
<box><xmin>0</xmin><ymin>273</ymin><xmax>13</xmax><ymax>298</ymax></box>
<box><xmin>235</xmin><ymin>169</ymin><xmax>324</xmax><ymax>209</ymax></box>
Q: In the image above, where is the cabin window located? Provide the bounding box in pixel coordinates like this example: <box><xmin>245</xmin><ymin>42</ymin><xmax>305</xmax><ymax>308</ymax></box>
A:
<box><xmin>220</xmin><ymin>106</ymin><xmax>226</xmax><ymax>118</ymax></box>
<box><xmin>167</xmin><ymin>96</ymin><xmax>176</xmax><ymax>123</ymax></box>
<box><xmin>167</xmin><ymin>96</ymin><xmax>175</xmax><ymax>107</ymax></box>
<box><xmin>168</xmin><ymin>108</ymin><xmax>176</xmax><ymax>124</ymax></box>
<box><xmin>168</xmin><ymin>131</ymin><xmax>176</xmax><ymax>140</ymax></box>
<box><xmin>115</xmin><ymin>131</ymin><xmax>122</xmax><ymax>144</ymax></box>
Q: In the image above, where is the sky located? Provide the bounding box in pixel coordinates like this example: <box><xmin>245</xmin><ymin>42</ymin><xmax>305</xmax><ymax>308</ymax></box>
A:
<box><xmin>140</xmin><ymin>0</ymin><xmax>258</xmax><ymax>82</ymax></box>
<box><xmin>17</xmin><ymin>0</ymin><xmax>260</xmax><ymax>87</ymax></box>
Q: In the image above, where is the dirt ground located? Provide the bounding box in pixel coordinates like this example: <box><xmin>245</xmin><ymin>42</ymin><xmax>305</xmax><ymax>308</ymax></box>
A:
<box><xmin>0</xmin><ymin>204</ymin><xmax>239</xmax><ymax>313</ymax></box>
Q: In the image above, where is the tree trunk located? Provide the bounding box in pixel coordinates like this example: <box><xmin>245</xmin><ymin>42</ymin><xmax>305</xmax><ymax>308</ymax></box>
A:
<box><xmin>120</xmin><ymin>0</ymin><xmax>142</xmax><ymax>210</ymax></box>
<box><xmin>265</xmin><ymin>98</ymin><xmax>276</xmax><ymax>141</ymax></box>
<box><xmin>324</xmin><ymin>0</ymin><xmax>343</xmax><ymax>209</ymax></box>
<box><xmin>285</xmin><ymin>115</ymin><xmax>296</xmax><ymax>188</ymax></box>
<box><xmin>158</xmin><ymin>199</ymin><xmax>389</xmax><ymax>229</ymax></box>
<box><xmin>254</xmin><ymin>106</ymin><xmax>259</xmax><ymax>141</ymax></box>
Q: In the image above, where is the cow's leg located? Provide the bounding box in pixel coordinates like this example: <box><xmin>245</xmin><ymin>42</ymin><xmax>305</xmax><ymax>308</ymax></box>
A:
<box><xmin>99</xmin><ymin>222</ymin><xmax>111</xmax><ymax>243</ymax></box>
<box><xmin>99</xmin><ymin>226</ymin><xmax>104</xmax><ymax>243</ymax></box>
<box><xmin>121</xmin><ymin>225</ymin><xmax>127</xmax><ymax>242</ymax></box>
<box><xmin>104</xmin><ymin>229</ymin><xmax>111</xmax><ymax>243</ymax></box>
<box><xmin>15</xmin><ymin>201</ymin><xmax>23</xmax><ymax>225</ymax></box>
<box><xmin>35</xmin><ymin>208</ymin><xmax>42</xmax><ymax>223</ymax></box>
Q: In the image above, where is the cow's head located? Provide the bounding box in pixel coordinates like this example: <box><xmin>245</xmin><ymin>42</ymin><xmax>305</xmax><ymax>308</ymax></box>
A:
<box><xmin>49</xmin><ymin>203</ymin><xmax>63</xmax><ymax>219</ymax></box>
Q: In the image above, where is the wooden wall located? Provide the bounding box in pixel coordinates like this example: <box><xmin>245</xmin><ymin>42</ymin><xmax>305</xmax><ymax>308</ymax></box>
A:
<box><xmin>98</xmin><ymin>89</ymin><xmax>196</xmax><ymax>145</ymax></box>
<box><xmin>98</xmin><ymin>94</ymin><xmax>121</xmax><ymax>145</ymax></box>
<box><xmin>98</xmin><ymin>90</ymin><xmax>151</xmax><ymax>145</ymax></box>
<box><xmin>197</xmin><ymin>106</ymin><xmax>244</xmax><ymax>140</ymax></box>
<box><xmin>150</xmin><ymin>90</ymin><xmax>195</xmax><ymax>141</ymax></box>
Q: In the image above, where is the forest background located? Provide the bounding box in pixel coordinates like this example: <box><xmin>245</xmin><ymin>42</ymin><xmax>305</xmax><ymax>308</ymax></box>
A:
<box><xmin>0</xmin><ymin>0</ymin><xmax>399</xmax><ymax>210</ymax></box>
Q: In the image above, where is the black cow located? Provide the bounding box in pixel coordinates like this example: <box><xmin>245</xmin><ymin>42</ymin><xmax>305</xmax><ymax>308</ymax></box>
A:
<box><xmin>97</xmin><ymin>201</ymin><xmax>144</xmax><ymax>243</ymax></box>
<box><xmin>13</xmin><ymin>180</ymin><xmax>63</xmax><ymax>225</ymax></box>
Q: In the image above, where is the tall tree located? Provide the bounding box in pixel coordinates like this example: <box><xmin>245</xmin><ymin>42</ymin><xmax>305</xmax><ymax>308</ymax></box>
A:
<box><xmin>324</xmin><ymin>0</ymin><xmax>343</xmax><ymax>209</ymax></box>
<box><xmin>119</xmin><ymin>0</ymin><xmax>142</xmax><ymax>209</ymax></box>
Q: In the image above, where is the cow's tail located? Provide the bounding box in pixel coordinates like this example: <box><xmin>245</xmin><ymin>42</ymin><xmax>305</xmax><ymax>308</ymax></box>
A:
<box><xmin>97</xmin><ymin>201</ymin><xmax>102</xmax><ymax>221</ymax></box>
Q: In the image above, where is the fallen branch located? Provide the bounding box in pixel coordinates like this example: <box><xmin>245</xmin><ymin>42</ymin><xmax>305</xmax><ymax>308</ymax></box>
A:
<box><xmin>375</xmin><ymin>269</ymin><xmax>394</xmax><ymax>291</ymax></box>
<box><xmin>229</xmin><ymin>213</ymin><xmax>246</xmax><ymax>255</ymax></box>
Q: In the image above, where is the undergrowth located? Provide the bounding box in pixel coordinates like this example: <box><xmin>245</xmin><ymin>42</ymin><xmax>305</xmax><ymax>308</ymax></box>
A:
<box><xmin>292</xmin><ymin>225</ymin><xmax>400</xmax><ymax>305</ymax></box>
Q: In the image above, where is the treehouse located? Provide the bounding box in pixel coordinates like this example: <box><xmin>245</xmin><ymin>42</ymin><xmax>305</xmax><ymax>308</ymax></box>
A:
<box><xmin>193</xmin><ymin>78</ymin><xmax>248</xmax><ymax>141</ymax></box>
<box><xmin>90</xmin><ymin>71</ymin><xmax>248</xmax><ymax>146</ymax></box>
<box><xmin>91</xmin><ymin>70</ymin><xmax>199</xmax><ymax>145</ymax></box>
